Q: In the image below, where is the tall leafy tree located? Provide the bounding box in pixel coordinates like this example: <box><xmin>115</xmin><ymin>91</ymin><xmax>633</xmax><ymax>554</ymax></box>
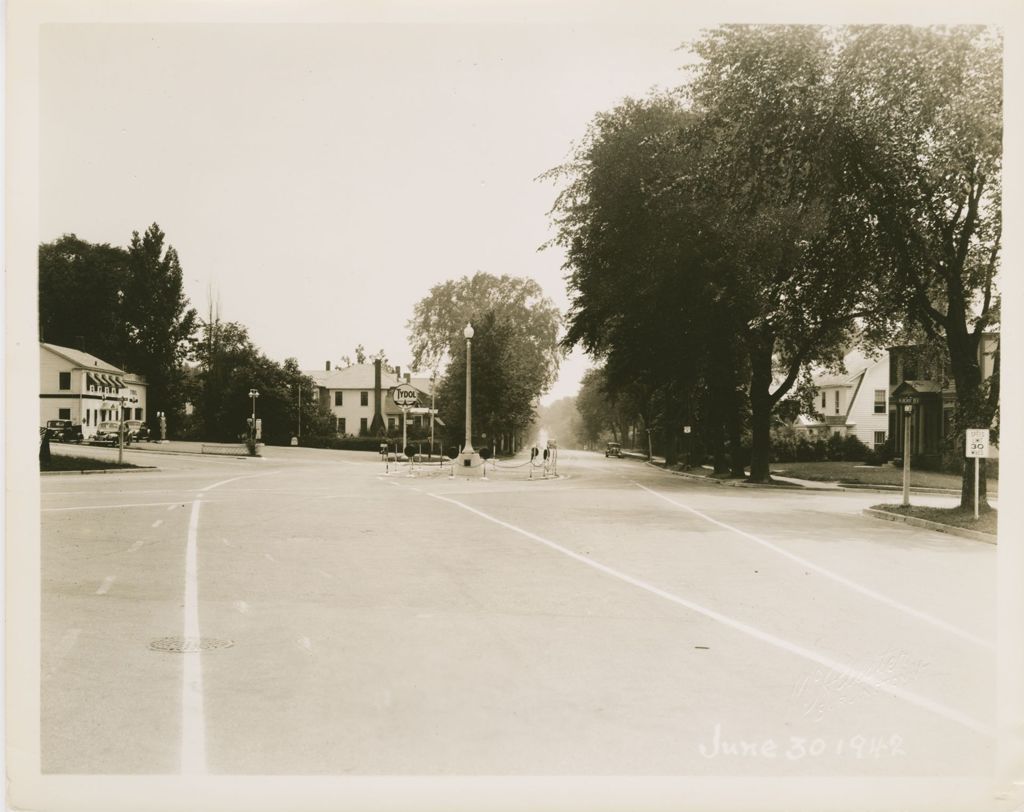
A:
<box><xmin>407</xmin><ymin>272</ymin><xmax>562</xmax><ymax>390</ymax></box>
<box><xmin>435</xmin><ymin>310</ymin><xmax>540</xmax><ymax>451</ymax></box>
<box><xmin>191</xmin><ymin>318</ymin><xmax>329</xmax><ymax>444</ymax></box>
<box><xmin>548</xmin><ymin>95</ymin><xmax>719</xmax><ymax>466</ymax></box>
<box><xmin>409</xmin><ymin>273</ymin><xmax>561</xmax><ymax>450</ymax></box>
<box><xmin>122</xmin><ymin>224</ymin><xmax>198</xmax><ymax>433</ymax></box>
<box><xmin>685</xmin><ymin>25</ymin><xmax>881</xmax><ymax>481</ymax></box>
<box><xmin>834</xmin><ymin>25</ymin><xmax>1002</xmax><ymax>509</ymax></box>
<box><xmin>38</xmin><ymin>234</ymin><xmax>129</xmax><ymax>362</ymax></box>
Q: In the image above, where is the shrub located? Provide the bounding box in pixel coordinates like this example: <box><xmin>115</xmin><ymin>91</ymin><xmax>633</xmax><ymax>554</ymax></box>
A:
<box><xmin>841</xmin><ymin>434</ymin><xmax>870</xmax><ymax>462</ymax></box>
<box><xmin>302</xmin><ymin>435</ymin><xmax>388</xmax><ymax>452</ymax></box>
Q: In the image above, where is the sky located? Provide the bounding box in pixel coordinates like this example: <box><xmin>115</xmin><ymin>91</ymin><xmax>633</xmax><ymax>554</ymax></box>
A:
<box><xmin>38</xmin><ymin>18</ymin><xmax>704</xmax><ymax>404</ymax></box>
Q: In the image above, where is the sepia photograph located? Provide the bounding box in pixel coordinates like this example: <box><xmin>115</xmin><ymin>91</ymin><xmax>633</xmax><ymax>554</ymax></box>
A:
<box><xmin>6</xmin><ymin>1</ymin><xmax>1024</xmax><ymax>810</ymax></box>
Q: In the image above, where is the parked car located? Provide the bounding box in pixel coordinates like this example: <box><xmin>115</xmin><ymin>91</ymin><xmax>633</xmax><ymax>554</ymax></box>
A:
<box><xmin>45</xmin><ymin>419</ymin><xmax>83</xmax><ymax>443</ymax></box>
<box><xmin>125</xmin><ymin>420</ymin><xmax>150</xmax><ymax>441</ymax></box>
<box><xmin>92</xmin><ymin>421</ymin><xmax>131</xmax><ymax>447</ymax></box>
<box><xmin>605</xmin><ymin>441</ymin><xmax>622</xmax><ymax>458</ymax></box>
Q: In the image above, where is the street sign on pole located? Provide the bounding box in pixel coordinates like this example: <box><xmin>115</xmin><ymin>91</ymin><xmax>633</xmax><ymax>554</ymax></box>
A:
<box><xmin>965</xmin><ymin>429</ymin><xmax>989</xmax><ymax>458</ymax></box>
<box><xmin>391</xmin><ymin>386</ymin><xmax>418</xmax><ymax>407</ymax></box>
<box><xmin>965</xmin><ymin>428</ymin><xmax>990</xmax><ymax>520</ymax></box>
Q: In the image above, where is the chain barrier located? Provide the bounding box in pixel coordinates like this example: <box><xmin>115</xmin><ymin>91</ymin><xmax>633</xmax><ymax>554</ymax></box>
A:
<box><xmin>381</xmin><ymin>448</ymin><xmax>559</xmax><ymax>480</ymax></box>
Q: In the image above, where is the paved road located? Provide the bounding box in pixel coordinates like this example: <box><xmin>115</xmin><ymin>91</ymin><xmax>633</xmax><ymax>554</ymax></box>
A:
<box><xmin>41</xmin><ymin>445</ymin><xmax>996</xmax><ymax>777</ymax></box>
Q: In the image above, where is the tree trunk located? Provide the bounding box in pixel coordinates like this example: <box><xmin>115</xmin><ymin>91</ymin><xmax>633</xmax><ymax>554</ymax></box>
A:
<box><xmin>944</xmin><ymin>327</ymin><xmax>996</xmax><ymax>511</ymax></box>
<box><xmin>662</xmin><ymin>390</ymin><xmax>683</xmax><ymax>467</ymax></box>
<box><xmin>747</xmin><ymin>338</ymin><xmax>774</xmax><ymax>483</ymax></box>
<box><xmin>727</xmin><ymin>402</ymin><xmax>746</xmax><ymax>478</ymax></box>
<box><xmin>709</xmin><ymin>416</ymin><xmax>728</xmax><ymax>474</ymax></box>
<box><xmin>663</xmin><ymin>426</ymin><xmax>679</xmax><ymax>466</ymax></box>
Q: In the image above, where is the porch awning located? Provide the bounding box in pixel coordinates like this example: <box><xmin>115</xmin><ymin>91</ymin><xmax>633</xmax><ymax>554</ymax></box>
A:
<box><xmin>87</xmin><ymin>372</ymin><xmax>126</xmax><ymax>390</ymax></box>
<box><xmin>891</xmin><ymin>379</ymin><xmax>942</xmax><ymax>406</ymax></box>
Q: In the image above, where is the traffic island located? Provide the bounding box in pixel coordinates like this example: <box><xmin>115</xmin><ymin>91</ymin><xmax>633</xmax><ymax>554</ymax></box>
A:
<box><xmin>380</xmin><ymin>454</ymin><xmax>560</xmax><ymax>482</ymax></box>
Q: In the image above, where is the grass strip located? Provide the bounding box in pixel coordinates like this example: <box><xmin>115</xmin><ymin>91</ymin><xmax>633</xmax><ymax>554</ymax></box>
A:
<box><xmin>870</xmin><ymin>503</ymin><xmax>997</xmax><ymax>536</ymax></box>
<box><xmin>42</xmin><ymin>455</ymin><xmax>140</xmax><ymax>472</ymax></box>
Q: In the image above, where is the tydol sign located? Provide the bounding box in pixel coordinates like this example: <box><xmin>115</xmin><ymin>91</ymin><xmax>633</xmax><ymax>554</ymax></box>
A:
<box><xmin>390</xmin><ymin>385</ymin><xmax>419</xmax><ymax>407</ymax></box>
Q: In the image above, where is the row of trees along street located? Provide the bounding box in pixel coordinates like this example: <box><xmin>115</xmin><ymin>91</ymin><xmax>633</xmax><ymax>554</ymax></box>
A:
<box><xmin>39</xmin><ymin>225</ymin><xmax>333</xmax><ymax>445</ymax></box>
<box><xmin>546</xmin><ymin>24</ymin><xmax>1001</xmax><ymax>510</ymax></box>
<box><xmin>40</xmin><ymin>228</ymin><xmax>564</xmax><ymax>452</ymax></box>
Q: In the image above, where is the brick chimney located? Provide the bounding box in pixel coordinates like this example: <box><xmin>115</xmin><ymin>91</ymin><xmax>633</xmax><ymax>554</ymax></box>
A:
<box><xmin>325</xmin><ymin>360</ymin><xmax>331</xmax><ymax>371</ymax></box>
<box><xmin>394</xmin><ymin>366</ymin><xmax>401</xmax><ymax>380</ymax></box>
<box><xmin>370</xmin><ymin>358</ymin><xmax>385</xmax><ymax>435</ymax></box>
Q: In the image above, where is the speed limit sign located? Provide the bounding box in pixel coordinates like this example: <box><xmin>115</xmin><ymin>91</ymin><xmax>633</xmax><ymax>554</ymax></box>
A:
<box><xmin>965</xmin><ymin>428</ymin><xmax>990</xmax><ymax>458</ymax></box>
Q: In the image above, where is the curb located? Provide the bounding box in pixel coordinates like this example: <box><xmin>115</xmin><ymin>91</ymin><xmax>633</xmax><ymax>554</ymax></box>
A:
<box><xmin>41</xmin><ymin>466</ymin><xmax>158</xmax><ymax>476</ymax></box>
<box><xmin>862</xmin><ymin>508</ymin><xmax>996</xmax><ymax>545</ymax></box>
<box><xmin>628</xmin><ymin>455</ymin><xmax>987</xmax><ymax>497</ymax></box>
<box><xmin>839</xmin><ymin>482</ymin><xmax>964</xmax><ymax>496</ymax></box>
<box><xmin>641</xmin><ymin>461</ymin><xmax>831</xmax><ymax>491</ymax></box>
<box><xmin>122</xmin><ymin>445</ymin><xmax>261</xmax><ymax>460</ymax></box>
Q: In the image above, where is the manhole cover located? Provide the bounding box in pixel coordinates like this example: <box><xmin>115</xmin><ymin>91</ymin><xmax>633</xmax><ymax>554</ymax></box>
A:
<box><xmin>149</xmin><ymin>637</ymin><xmax>234</xmax><ymax>653</ymax></box>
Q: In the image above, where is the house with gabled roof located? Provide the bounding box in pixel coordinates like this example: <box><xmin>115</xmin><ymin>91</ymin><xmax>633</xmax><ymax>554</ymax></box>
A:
<box><xmin>302</xmin><ymin>359</ymin><xmax>438</xmax><ymax>437</ymax></box>
<box><xmin>39</xmin><ymin>342</ymin><xmax>147</xmax><ymax>438</ymax></box>
<box><xmin>796</xmin><ymin>348</ymin><xmax>890</xmax><ymax>452</ymax></box>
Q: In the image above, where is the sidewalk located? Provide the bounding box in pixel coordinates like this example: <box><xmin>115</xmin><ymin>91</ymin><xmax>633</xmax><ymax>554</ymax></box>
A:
<box><xmin>626</xmin><ymin>452</ymin><xmax>961</xmax><ymax>495</ymax></box>
<box><xmin>126</xmin><ymin>440</ymin><xmax>249</xmax><ymax>457</ymax></box>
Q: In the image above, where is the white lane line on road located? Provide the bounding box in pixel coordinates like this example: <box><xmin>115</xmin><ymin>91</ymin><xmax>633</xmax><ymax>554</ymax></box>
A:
<box><xmin>264</xmin><ymin>553</ymin><xmax>277</xmax><ymax>563</ymax></box>
<box><xmin>128</xmin><ymin>540</ymin><xmax>145</xmax><ymax>553</ymax></box>
<box><xmin>429</xmin><ymin>492</ymin><xmax>994</xmax><ymax>737</ymax></box>
<box><xmin>167</xmin><ymin>503</ymin><xmax>181</xmax><ymax>511</ymax></box>
<box><xmin>181</xmin><ymin>497</ymin><xmax>207</xmax><ymax>775</ymax></box>
<box><xmin>233</xmin><ymin>600</ymin><xmax>250</xmax><ymax>614</ymax></box>
<box><xmin>152</xmin><ymin>519</ymin><xmax>163</xmax><ymax>528</ymax></box>
<box><xmin>43</xmin><ymin>501</ymin><xmax>185</xmax><ymax>512</ymax></box>
<box><xmin>297</xmin><ymin>636</ymin><xmax>313</xmax><ymax>653</ymax></box>
<box><xmin>95</xmin><ymin>575</ymin><xmax>116</xmax><ymax>595</ymax></box>
<box><xmin>177</xmin><ymin>472</ymin><xmax>282</xmax><ymax>775</ymax></box>
<box><xmin>632</xmin><ymin>482</ymin><xmax>993</xmax><ymax>650</ymax></box>
<box><xmin>198</xmin><ymin>470</ymin><xmax>282</xmax><ymax>492</ymax></box>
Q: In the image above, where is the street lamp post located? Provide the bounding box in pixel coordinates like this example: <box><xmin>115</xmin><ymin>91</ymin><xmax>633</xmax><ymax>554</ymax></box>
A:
<box><xmin>288</xmin><ymin>382</ymin><xmax>302</xmax><ymax>443</ymax></box>
<box><xmin>901</xmin><ymin>404</ymin><xmax>912</xmax><ymax>506</ymax></box>
<box><xmin>249</xmin><ymin>388</ymin><xmax>260</xmax><ymax>455</ymax></box>
<box><xmin>458</xmin><ymin>323</ymin><xmax>481</xmax><ymax>470</ymax></box>
<box><xmin>463</xmin><ymin>323</ymin><xmax>474</xmax><ymax>455</ymax></box>
<box><xmin>430</xmin><ymin>372</ymin><xmax>436</xmax><ymax>461</ymax></box>
<box><xmin>118</xmin><ymin>393</ymin><xmax>126</xmax><ymax>465</ymax></box>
